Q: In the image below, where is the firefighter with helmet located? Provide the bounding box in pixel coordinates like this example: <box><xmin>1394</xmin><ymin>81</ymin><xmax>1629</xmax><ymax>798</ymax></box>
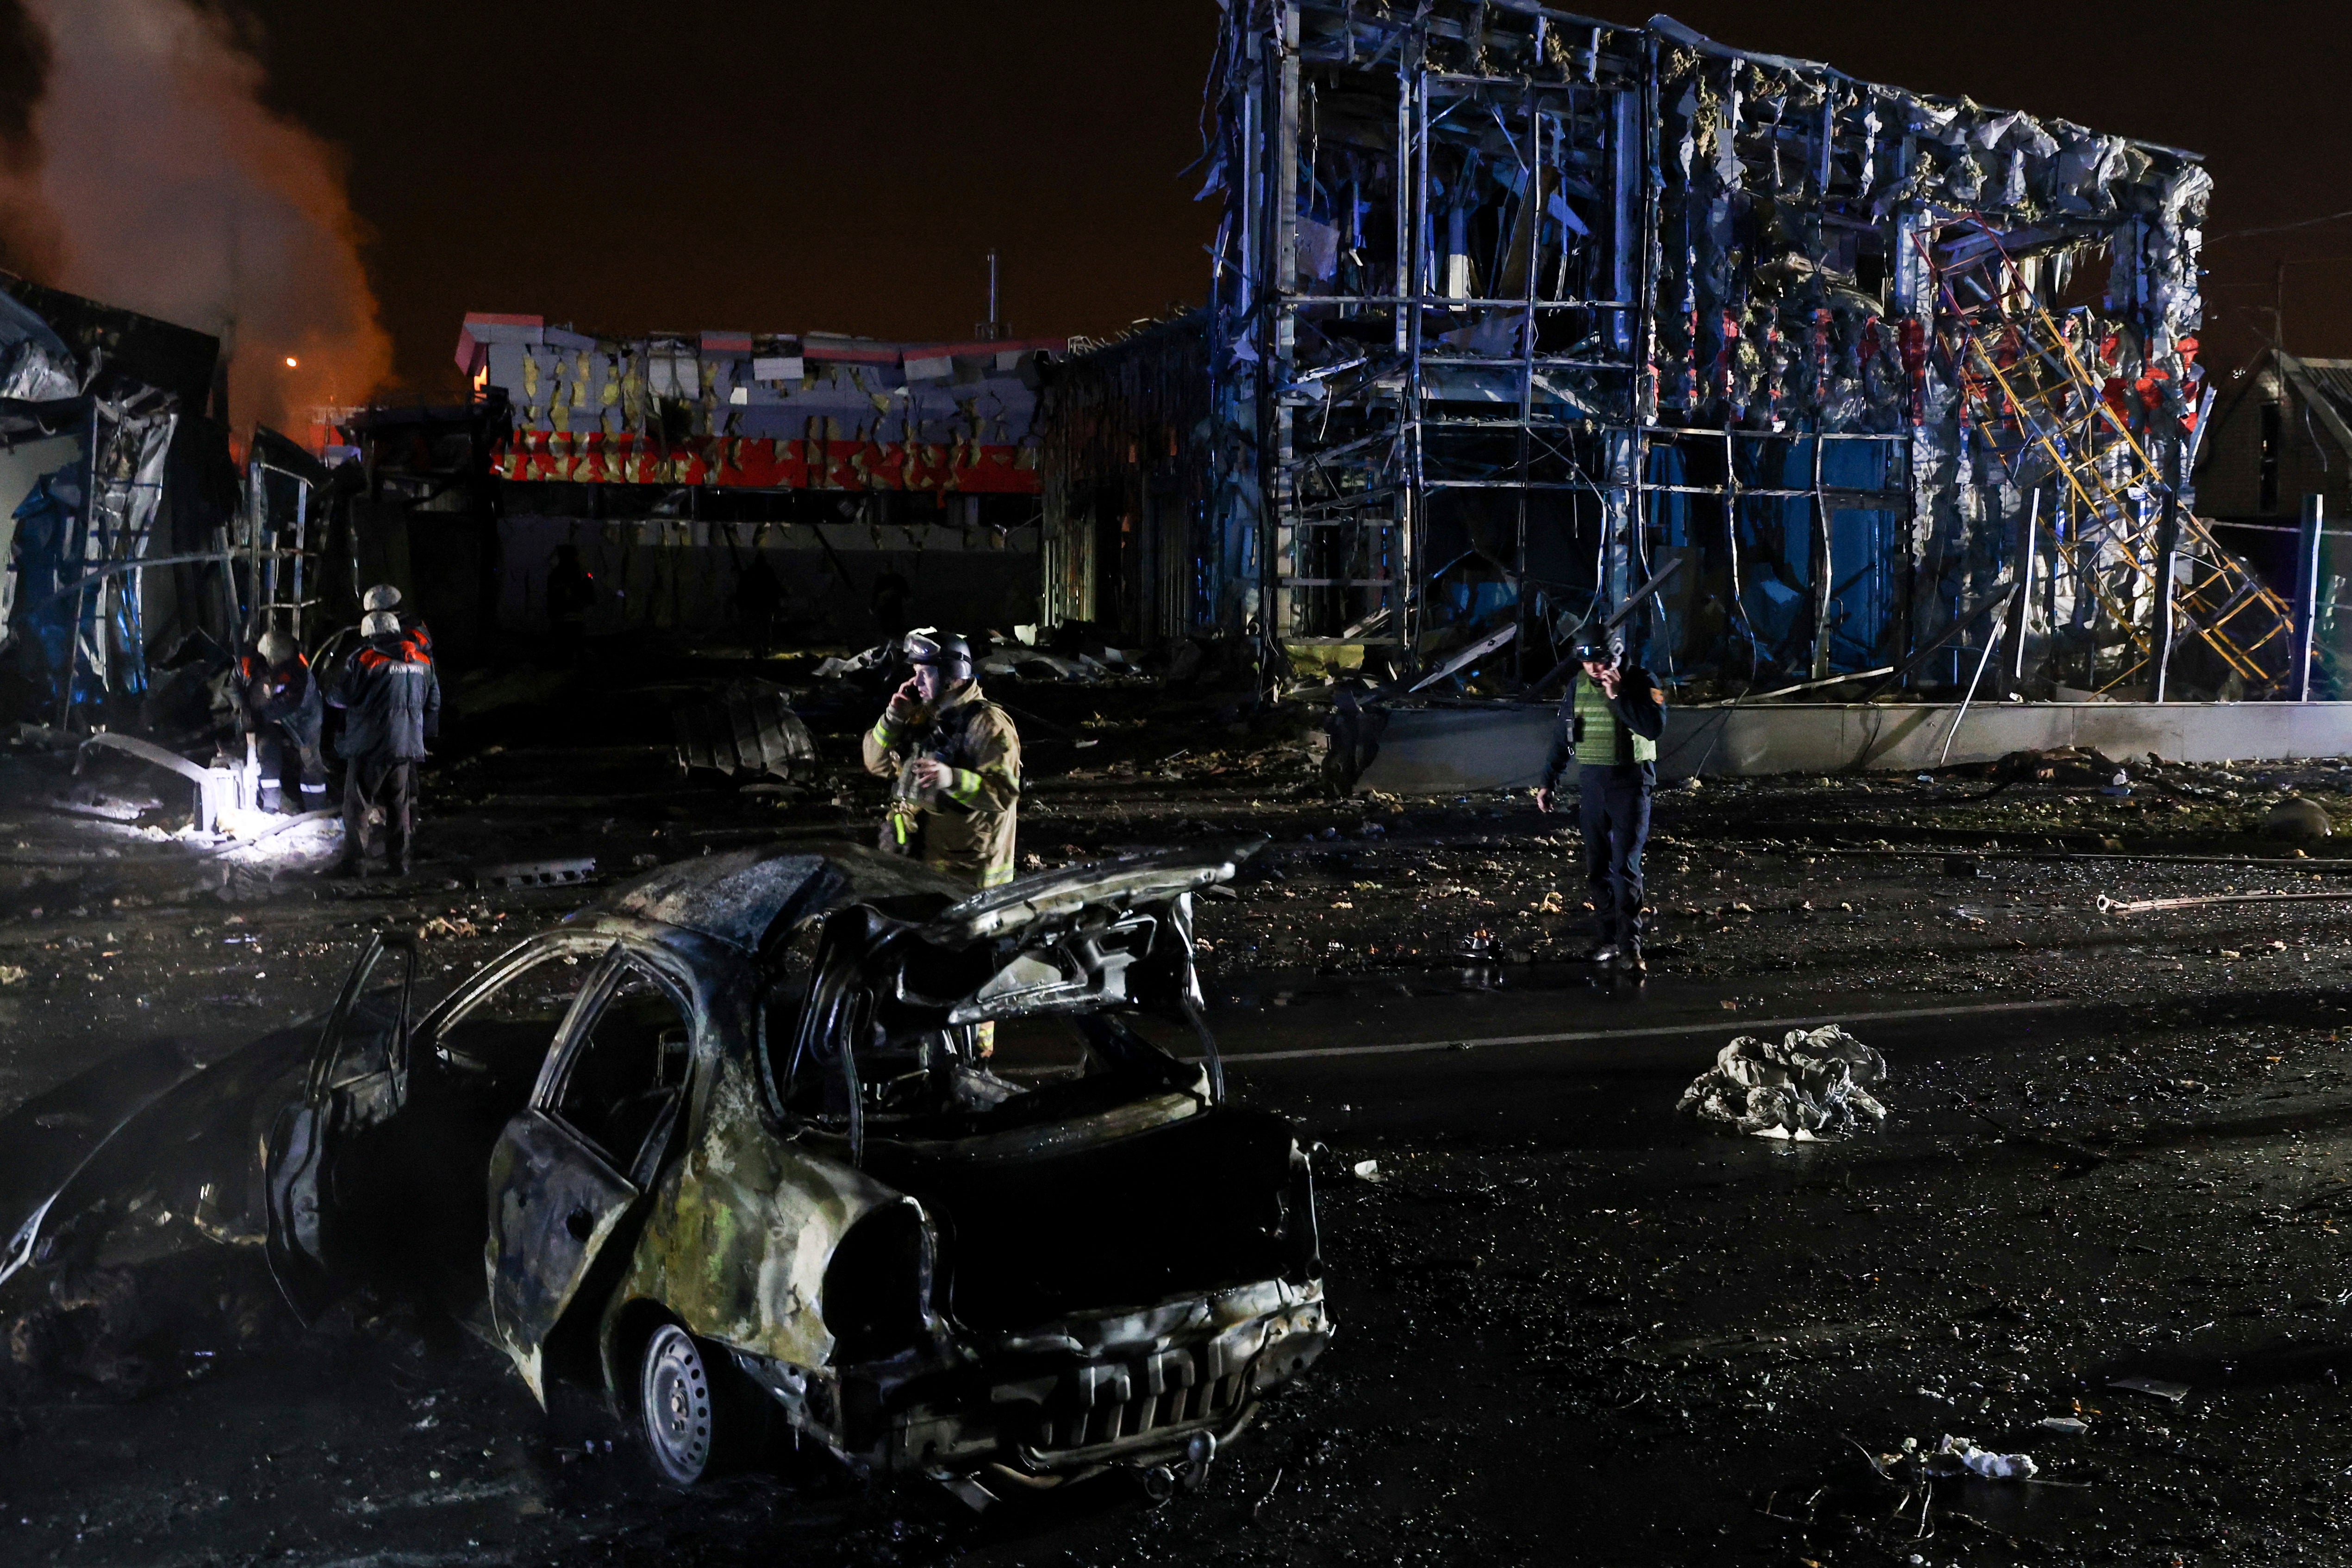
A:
<box><xmin>329</xmin><ymin>608</ymin><xmax>441</xmax><ymax>877</ymax></box>
<box><xmin>861</xmin><ymin>628</ymin><xmax>1021</xmax><ymax>890</ymax></box>
<box><xmin>238</xmin><ymin>628</ymin><xmax>327</xmax><ymax>813</ymax></box>
<box><xmin>362</xmin><ymin>583</ymin><xmax>433</xmax><ymax>664</ymax></box>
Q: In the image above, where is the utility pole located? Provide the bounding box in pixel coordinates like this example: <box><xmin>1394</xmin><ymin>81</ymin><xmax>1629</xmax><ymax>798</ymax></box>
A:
<box><xmin>979</xmin><ymin>250</ymin><xmax>1004</xmax><ymax>342</ymax></box>
<box><xmin>2293</xmin><ymin>493</ymin><xmax>2325</xmax><ymax>701</ymax></box>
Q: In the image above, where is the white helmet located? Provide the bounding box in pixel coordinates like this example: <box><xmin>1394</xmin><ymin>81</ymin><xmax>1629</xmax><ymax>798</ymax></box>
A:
<box><xmin>362</xmin><ymin>610</ymin><xmax>400</xmax><ymax>638</ymax></box>
<box><xmin>256</xmin><ymin>630</ymin><xmax>296</xmax><ymax>665</ymax></box>
<box><xmin>363</xmin><ymin>584</ymin><xmax>402</xmax><ymax>612</ymax></box>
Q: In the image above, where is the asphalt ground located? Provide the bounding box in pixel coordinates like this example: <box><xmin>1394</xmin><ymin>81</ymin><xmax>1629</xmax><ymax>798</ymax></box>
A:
<box><xmin>7</xmin><ymin>667</ymin><xmax>2352</xmax><ymax>1564</ymax></box>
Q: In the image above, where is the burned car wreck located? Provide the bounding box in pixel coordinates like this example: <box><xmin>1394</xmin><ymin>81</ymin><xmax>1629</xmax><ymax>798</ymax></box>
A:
<box><xmin>0</xmin><ymin>840</ymin><xmax>1329</xmax><ymax>1503</ymax></box>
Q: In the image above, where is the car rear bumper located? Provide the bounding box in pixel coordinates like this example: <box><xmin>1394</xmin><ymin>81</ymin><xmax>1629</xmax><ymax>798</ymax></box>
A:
<box><xmin>790</xmin><ymin>1277</ymin><xmax>1330</xmax><ymax>1475</ymax></box>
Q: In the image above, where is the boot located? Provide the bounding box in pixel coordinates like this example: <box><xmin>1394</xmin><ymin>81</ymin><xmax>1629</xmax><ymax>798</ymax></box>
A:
<box><xmin>1583</xmin><ymin>920</ymin><xmax>1620</xmax><ymax>965</ymax></box>
<box><xmin>1618</xmin><ymin>906</ymin><xmax>1649</xmax><ymax>977</ymax></box>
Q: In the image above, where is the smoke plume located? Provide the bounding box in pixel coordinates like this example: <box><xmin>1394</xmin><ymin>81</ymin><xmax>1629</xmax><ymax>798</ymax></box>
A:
<box><xmin>0</xmin><ymin>0</ymin><xmax>392</xmax><ymax>431</ymax></box>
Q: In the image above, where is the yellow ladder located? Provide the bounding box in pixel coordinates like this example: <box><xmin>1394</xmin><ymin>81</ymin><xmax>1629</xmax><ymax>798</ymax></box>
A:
<box><xmin>1933</xmin><ymin>243</ymin><xmax>2292</xmax><ymax>689</ymax></box>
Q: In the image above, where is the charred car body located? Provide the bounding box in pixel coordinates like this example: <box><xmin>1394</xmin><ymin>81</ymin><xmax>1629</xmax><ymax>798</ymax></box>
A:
<box><xmin>0</xmin><ymin>839</ymin><xmax>1329</xmax><ymax>1499</ymax></box>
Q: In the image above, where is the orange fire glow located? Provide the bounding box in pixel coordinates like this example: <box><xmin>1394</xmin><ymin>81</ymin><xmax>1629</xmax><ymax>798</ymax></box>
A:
<box><xmin>0</xmin><ymin>0</ymin><xmax>393</xmax><ymax>432</ymax></box>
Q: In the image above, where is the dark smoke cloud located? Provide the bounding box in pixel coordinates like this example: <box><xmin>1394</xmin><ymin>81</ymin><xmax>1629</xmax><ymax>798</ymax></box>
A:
<box><xmin>0</xmin><ymin>0</ymin><xmax>392</xmax><ymax>431</ymax></box>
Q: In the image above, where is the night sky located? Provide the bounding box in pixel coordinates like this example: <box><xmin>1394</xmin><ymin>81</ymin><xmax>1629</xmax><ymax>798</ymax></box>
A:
<box><xmin>14</xmin><ymin>2</ymin><xmax>2351</xmax><ymax>401</ymax></box>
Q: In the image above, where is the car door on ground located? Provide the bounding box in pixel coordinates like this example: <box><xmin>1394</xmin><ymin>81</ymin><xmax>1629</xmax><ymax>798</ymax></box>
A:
<box><xmin>486</xmin><ymin>948</ymin><xmax>697</xmax><ymax>1401</ymax></box>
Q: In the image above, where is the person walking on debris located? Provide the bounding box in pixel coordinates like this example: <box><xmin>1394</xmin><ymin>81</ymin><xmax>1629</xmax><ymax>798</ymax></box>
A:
<box><xmin>862</xmin><ymin>628</ymin><xmax>1021</xmax><ymax>890</ymax></box>
<box><xmin>329</xmin><ymin>610</ymin><xmax>441</xmax><ymax>878</ymax></box>
<box><xmin>1535</xmin><ymin>628</ymin><xmax>1666</xmax><ymax>976</ymax></box>
<box><xmin>237</xmin><ymin>629</ymin><xmax>327</xmax><ymax>814</ymax></box>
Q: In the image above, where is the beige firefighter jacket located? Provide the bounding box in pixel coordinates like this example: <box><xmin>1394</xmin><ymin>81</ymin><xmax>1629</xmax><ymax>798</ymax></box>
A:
<box><xmin>861</xmin><ymin>679</ymin><xmax>1022</xmax><ymax>887</ymax></box>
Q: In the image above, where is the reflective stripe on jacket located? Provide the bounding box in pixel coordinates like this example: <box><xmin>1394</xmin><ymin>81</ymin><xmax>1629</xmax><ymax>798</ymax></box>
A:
<box><xmin>330</xmin><ymin>638</ymin><xmax>442</xmax><ymax>760</ymax></box>
<box><xmin>861</xmin><ymin>680</ymin><xmax>1021</xmax><ymax>887</ymax></box>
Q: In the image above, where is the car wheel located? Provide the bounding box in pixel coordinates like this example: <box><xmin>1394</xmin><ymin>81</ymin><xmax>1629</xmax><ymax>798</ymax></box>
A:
<box><xmin>637</xmin><ymin>1323</ymin><xmax>720</xmax><ymax>1486</ymax></box>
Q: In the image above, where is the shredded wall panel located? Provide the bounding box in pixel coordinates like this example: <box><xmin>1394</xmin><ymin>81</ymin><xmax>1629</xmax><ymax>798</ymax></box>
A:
<box><xmin>1201</xmin><ymin>4</ymin><xmax>2282</xmax><ymax>700</ymax></box>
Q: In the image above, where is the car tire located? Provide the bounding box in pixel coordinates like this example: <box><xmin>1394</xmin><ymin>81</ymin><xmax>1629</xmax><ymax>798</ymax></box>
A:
<box><xmin>636</xmin><ymin>1322</ymin><xmax>728</xmax><ymax>1487</ymax></box>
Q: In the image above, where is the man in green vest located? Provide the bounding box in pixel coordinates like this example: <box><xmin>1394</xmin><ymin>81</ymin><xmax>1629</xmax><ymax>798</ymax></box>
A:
<box><xmin>1535</xmin><ymin>628</ymin><xmax>1667</xmax><ymax>976</ymax></box>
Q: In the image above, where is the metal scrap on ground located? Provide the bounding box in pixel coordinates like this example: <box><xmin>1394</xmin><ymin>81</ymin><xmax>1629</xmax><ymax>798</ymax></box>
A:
<box><xmin>1677</xmin><ymin>1024</ymin><xmax>1890</xmax><ymax>1140</ymax></box>
<box><xmin>670</xmin><ymin>680</ymin><xmax>819</xmax><ymax>780</ymax></box>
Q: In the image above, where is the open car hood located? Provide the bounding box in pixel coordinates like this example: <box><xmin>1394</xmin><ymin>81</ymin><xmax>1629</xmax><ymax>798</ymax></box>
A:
<box><xmin>917</xmin><ymin>837</ymin><xmax>1266</xmax><ymax>946</ymax></box>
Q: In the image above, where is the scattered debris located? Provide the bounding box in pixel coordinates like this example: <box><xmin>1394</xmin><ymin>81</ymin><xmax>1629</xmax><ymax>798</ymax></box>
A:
<box><xmin>2265</xmin><ymin>795</ymin><xmax>2333</xmax><ymax>839</ymax></box>
<box><xmin>469</xmin><ymin>856</ymin><xmax>596</xmax><ymax>889</ymax></box>
<box><xmin>671</xmin><ymin>680</ymin><xmax>820</xmax><ymax>781</ymax></box>
<box><xmin>2098</xmin><ymin>889</ymin><xmax>2352</xmax><ymax>916</ymax></box>
<box><xmin>1925</xmin><ymin>1435</ymin><xmax>2039</xmax><ymax>1481</ymax></box>
<box><xmin>1677</xmin><ymin>1025</ymin><xmax>1889</xmax><ymax>1139</ymax></box>
<box><xmin>2107</xmin><ymin>1375</ymin><xmax>2191</xmax><ymax>1404</ymax></box>
<box><xmin>810</xmin><ymin>646</ymin><xmax>891</xmax><ymax>681</ymax></box>
<box><xmin>78</xmin><ymin>731</ymin><xmax>255</xmax><ymax>835</ymax></box>
<box><xmin>980</xmin><ymin>648</ymin><xmax>1100</xmax><ymax>682</ymax></box>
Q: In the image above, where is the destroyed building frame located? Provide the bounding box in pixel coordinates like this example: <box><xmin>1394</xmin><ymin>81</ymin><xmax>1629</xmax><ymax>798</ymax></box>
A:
<box><xmin>1197</xmin><ymin>3</ymin><xmax>2292</xmax><ymax>701</ymax></box>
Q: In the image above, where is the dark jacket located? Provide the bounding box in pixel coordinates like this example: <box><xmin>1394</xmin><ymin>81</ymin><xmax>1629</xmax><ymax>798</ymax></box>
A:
<box><xmin>330</xmin><ymin>636</ymin><xmax>441</xmax><ymax>761</ymax></box>
<box><xmin>1541</xmin><ymin>662</ymin><xmax>1667</xmax><ymax>789</ymax></box>
<box><xmin>397</xmin><ymin>615</ymin><xmax>434</xmax><ymax>665</ymax></box>
<box><xmin>243</xmin><ymin>655</ymin><xmax>324</xmax><ymax>756</ymax></box>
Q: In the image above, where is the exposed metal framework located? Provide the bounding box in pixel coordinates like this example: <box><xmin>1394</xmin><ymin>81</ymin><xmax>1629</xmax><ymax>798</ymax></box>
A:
<box><xmin>1204</xmin><ymin>3</ymin><xmax>2286</xmax><ymax>697</ymax></box>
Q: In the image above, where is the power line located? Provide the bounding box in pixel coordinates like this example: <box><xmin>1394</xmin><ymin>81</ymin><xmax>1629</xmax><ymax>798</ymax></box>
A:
<box><xmin>2206</xmin><ymin>257</ymin><xmax>2352</xmax><ymax>286</ymax></box>
<box><xmin>2210</xmin><ymin>207</ymin><xmax>2352</xmax><ymax>242</ymax></box>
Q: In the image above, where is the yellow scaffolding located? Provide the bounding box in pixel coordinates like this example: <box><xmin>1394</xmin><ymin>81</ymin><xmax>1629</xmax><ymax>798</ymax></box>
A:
<box><xmin>1932</xmin><ymin>238</ymin><xmax>2291</xmax><ymax>691</ymax></box>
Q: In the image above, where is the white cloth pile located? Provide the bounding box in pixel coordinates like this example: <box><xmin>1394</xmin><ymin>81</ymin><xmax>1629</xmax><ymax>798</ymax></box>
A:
<box><xmin>1676</xmin><ymin>1024</ymin><xmax>1889</xmax><ymax>1139</ymax></box>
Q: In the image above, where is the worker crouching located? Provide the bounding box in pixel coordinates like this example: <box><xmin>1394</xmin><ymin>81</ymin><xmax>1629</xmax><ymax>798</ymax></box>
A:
<box><xmin>1536</xmin><ymin>630</ymin><xmax>1666</xmax><ymax>977</ymax></box>
<box><xmin>862</xmin><ymin>629</ymin><xmax>1021</xmax><ymax>890</ymax></box>
<box><xmin>238</xmin><ymin>630</ymin><xmax>327</xmax><ymax>813</ymax></box>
